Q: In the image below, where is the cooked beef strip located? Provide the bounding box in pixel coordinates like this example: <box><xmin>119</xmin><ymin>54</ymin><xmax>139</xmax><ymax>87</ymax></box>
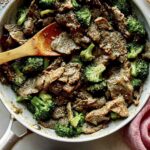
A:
<box><xmin>54</xmin><ymin>95</ymin><xmax>70</xmax><ymax>106</ymax></box>
<box><xmin>49</xmin><ymin>62</ymin><xmax>82</xmax><ymax>96</ymax></box>
<box><xmin>23</xmin><ymin>17</ymin><xmax>35</xmax><ymax>36</ymax></box>
<box><xmin>4</xmin><ymin>24</ymin><xmax>27</xmax><ymax>45</ymax></box>
<box><xmin>39</xmin><ymin>119</ymin><xmax>57</xmax><ymax>129</ymax></box>
<box><xmin>28</xmin><ymin>0</ymin><xmax>40</xmax><ymax>20</ymax></box>
<box><xmin>51</xmin><ymin>32</ymin><xmax>80</xmax><ymax>55</ymax></box>
<box><xmin>18</xmin><ymin>67</ymin><xmax>64</xmax><ymax>97</ymax></box>
<box><xmin>85</xmin><ymin>96</ymin><xmax>128</xmax><ymax>125</ymax></box>
<box><xmin>87</xmin><ymin>23</ymin><xmax>100</xmax><ymax>43</ymax></box>
<box><xmin>73</xmin><ymin>91</ymin><xmax>106</xmax><ymax>112</ymax></box>
<box><xmin>94</xmin><ymin>17</ymin><xmax>112</xmax><ymax>30</ymax></box>
<box><xmin>82</xmin><ymin>123</ymin><xmax>106</xmax><ymax>134</ymax></box>
<box><xmin>105</xmin><ymin>4</ymin><xmax>130</xmax><ymax>38</ymax></box>
<box><xmin>99</xmin><ymin>31</ymin><xmax>127</xmax><ymax>62</ymax></box>
<box><xmin>71</xmin><ymin>32</ymin><xmax>91</xmax><ymax>47</ymax></box>
<box><xmin>55</xmin><ymin>0</ymin><xmax>73</xmax><ymax>12</ymax></box>
<box><xmin>18</xmin><ymin>58</ymin><xmax>65</xmax><ymax>97</ymax></box>
<box><xmin>55</xmin><ymin>11</ymin><xmax>81</xmax><ymax>32</ymax></box>
<box><xmin>52</xmin><ymin>106</ymin><xmax>66</xmax><ymax>119</ymax></box>
<box><xmin>1</xmin><ymin>64</ymin><xmax>16</xmax><ymax>83</ymax></box>
<box><xmin>107</xmin><ymin>66</ymin><xmax>133</xmax><ymax>103</ymax></box>
<box><xmin>39</xmin><ymin>117</ymin><xmax>69</xmax><ymax>129</ymax></box>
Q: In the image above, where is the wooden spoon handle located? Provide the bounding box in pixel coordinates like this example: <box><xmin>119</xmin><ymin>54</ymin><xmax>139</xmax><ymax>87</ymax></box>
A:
<box><xmin>0</xmin><ymin>40</ymin><xmax>36</xmax><ymax>65</ymax></box>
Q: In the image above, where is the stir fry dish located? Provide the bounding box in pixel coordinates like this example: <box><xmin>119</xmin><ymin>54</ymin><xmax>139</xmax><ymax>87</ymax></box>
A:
<box><xmin>0</xmin><ymin>0</ymin><xmax>150</xmax><ymax>138</ymax></box>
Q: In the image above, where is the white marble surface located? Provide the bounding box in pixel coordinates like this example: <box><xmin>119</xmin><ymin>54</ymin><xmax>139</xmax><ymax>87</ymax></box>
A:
<box><xmin>0</xmin><ymin>0</ymin><xmax>150</xmax><ymax>149</ymax></box>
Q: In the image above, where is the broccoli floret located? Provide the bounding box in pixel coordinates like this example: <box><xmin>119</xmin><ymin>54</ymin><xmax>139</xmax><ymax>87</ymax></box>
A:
<box><xmin>40</xmin><ymin>9</ymin><xmax>54</xmax><ymax>17</ymax></box>
<box><xmin>70</xmin><ymin>112</ymin><xmax>84</xmax><ymax>128</ymax></box>
<box><xmin>31</xmin><ymin>93</ymin><xmax>54</xmax><ymax>121</ymax></box>
<box><xmin>71</xmin><ymin>0</ymin><xmax>80</xmax><ymax>9</ymax></box>
<box><xmin>44</xmin><ymin>58</ymin><xmax>50</xmax><ymax>69</ymax></box>
<box><xmin>80</xmin><ymin>43</ymin><xmax>95</xmax><ymax>62</ymax></box>
<box><xmin>114</xmin><ymin>0</ymin><xmax>131</xmax><ymax>15</ymax></box>
<box><xmin>127</xmin><ymin>16</ymin><xmax>146</xmax><ymax>37</ymax></box>
<box><xmin>55</xmin><ymin>123</ymin><xmax>82</xmax><ymax>138</ymax></box>
<box><xmin>71</xmin><ymin>56</ymin><xmax>83</xmax><ymax>65</ymax></box>
<box><xmin>110</xmin><ymin>112</ymin><xmax>120</xmax><ymax>120</ymax></box>
<box><xmin>85</xmin><ymin>64</ymin><xmax>106</xmax><ymax>83</ymax></box>
<box><xmin>131</xmin><ymin>78</ymin><xmax>142</xmax><ymax>89</ymax></box>
<box><xmin>76</xmin><ymin>7</ymin><xmax>91</xmax><ymax>26</ymax></box>
<box><xmin>17</xmin><ymin>8</ymin><xmax>28</xmax><ymax>26</ymax></box>
<box><xmin>23</xmin><ymin>57</ymin><xmax>44</xmax><ymax>74</ymax></box>
<box><xmin>39</xmin><ymin>0</ymin><xmax>56</xmax><ymax>8</ymax></box>
<box><xmin>127</xmin><ymin>43</ymin><xmax>144</xmax><ymax>59</ymax></box>
<box><xmin>131</xmin><ymin>59</ymin><xmax>149</xmax><ymax>80</ymax></box>
<box><xmin>17</xmin><ymin>95</ymin><xmax>32</xmax><ymax>102</ymax></box>
<box><xmin>12</xmin><ymin>62</ymin><xmax>26</xmax><ymax>86</ymax></box>
<box><xmin>87</xmin><ymin>80</ymin><xmax>107</xmax><ymax>96</ymax></box>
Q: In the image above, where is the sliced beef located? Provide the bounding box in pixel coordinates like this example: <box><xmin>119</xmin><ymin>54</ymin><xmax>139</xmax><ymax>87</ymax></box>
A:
<box><xmin>23</xmin><ymin>18</ymin><xmax>35</xmax><ymax>36</ymax></box>
<box><xmin>107</xmin><ymin>67</ymin><xmax>133</xmax><ymax>103</ymax></box>
<box><xmin>73</xmin><ymin>91</ymin><xmax>106</xmax><ymax>112</ymax></box>
<box><xmin>51</xmin><ymin>32</ymin><xmax>80</xmax><ymax>55</ymax></box>
<box><xmin>18</xmin><ymin>59</ymin><xmax>65</xmax><ymax>97</ymax></box>
<box><xmin>82</xmin><ymin>123</ymin><xmax>106</xmax><ymax>134</ymax></box>
<box><xmin>1</xmin><ymin>64</ymin><xmax>16</xmax><ymax>83</ymax></box>
<box><xmin>39</xmin><ymin>119</ymin><xmax>57</xmax><ymax>129</ymax></box>
<box><xmin>87</xmin><ymin>23</ymin><xmax>100</xmax><ymax>43</ymax></box>
<box><xmin>55</xmin><ymin>11</ymin><xmax>81</xmax><ymax>32</ymax></box>
<box><xmin>4</xmin><ymin>24</ymin><xmax>27</xmax><ymax>45</ymax></box>
<box><xmin>71</xmin><ymin>32</ymin><xmax>91</xmax><ymax>47</ymax></box>
<box><xmin>99</xmin><ymin>31</ymin><xmax>127</xmax><ymax>62</ymax></box>
<box><xmin>94</xmin><ymin>17</ymin><xmax>112</xmax><ymax>30</ymax></box>
<box><xmin>54</xmin><ymin>95</ymin><xmax>70</xmax><ymax>106</ymax></box>
<box><xmin>55</xmin><ymin>0</ymin><xmax>73</xmax><ymax>12</ymax></box>
<box><xmin>28</xmin><ymin>0</ymin><xmax>40</xmax><ymax>20</ymax></box>
<box><xmin>52</xmin><ymin>106</ymin><xmax>66</xmax><ymax>119</ymax></box>
<box><xmin>49</xmin><ymin>62</ymin><xmax>82</xmax><ymax>95</ymax></box>
<box><xmin>59</xmin><ymin>63</ymin><xmax>81</xmax><ymax>85</ymax></box>
<box><xmin>111</xmin><ymin>6</ymin><xmax>130</xmax><ymax>38</ymax></box>
<box><xmin>85</xmin><ymin>96</ymin><xmax>128</xmax><ymax>125</ymax></box>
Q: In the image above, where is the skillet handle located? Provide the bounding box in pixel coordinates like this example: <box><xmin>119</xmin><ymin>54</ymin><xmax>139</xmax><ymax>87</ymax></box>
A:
<box><xmin>0</xmin><ymin>116</ymin><xmax>29</xmax><ymax>150</ymax></box>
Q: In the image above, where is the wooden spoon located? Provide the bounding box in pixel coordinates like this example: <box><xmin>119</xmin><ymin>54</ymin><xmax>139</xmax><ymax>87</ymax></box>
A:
<box><xmin>0</xmin><ymin>22</ymin><xmax>62</xmax><ymax>65</ymax></box>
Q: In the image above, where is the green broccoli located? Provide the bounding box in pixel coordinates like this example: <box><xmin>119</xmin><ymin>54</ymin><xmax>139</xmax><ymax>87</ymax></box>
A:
<box><xmin>76</xmin><ymin>7</ymin><xmax>91</xmax><ymax>26</ymax></box>
<box><xmin>23</xmin><ymin>57</ymin><xmax>44</xmax><ymax>74</ymax></box>
<box><xmin>114</xmin><ymin>0</ymin><xmax>131</xmax><ymax>16</ymax></box>
<box><xmin>40</xmin><ymin>9</ymin><xmax>54</xmax><ymax>17</ymax></box>
<box><xmin>127</xmin><ymin>43</ymin><xmax>144</xmax><ymax>59</ymax></box>
<box><xmin>17</xmin><ymin>95</ymin><xmax>32</xmax><ymax>102</ymax></box>
<box><xmin>80</xmin><ymin>43</ymin><xmax>95</xmax><ymax>62</ymax></box>
<box><xmin>17</xmin><ymin>8</ymin><xmax>28</xmax><ymax>26</ymax></box>
<box><xmin>31</xmin><ymin>93</ymin><xmax>55</xmax><ymax>121</ymax></box>
<box><xmin>39</xmin><ymin>0</ymin><xmax>56</xmax><ymax>8</ymax></box>
<box><xmin>70</xmin><ymin>112</ymin><xmax>84</xmax><ymax>128</ymax></box>
<box><xmin>12</xmin><ymin>62</ymin><xmax>26</xmax><ymax>86</ymax></box>
<box><xmin>71</xmin><ymin>56</ymin><xmax>83</xmax><ymax>65</ymax></box>
<box><xmin>110</xmin><ymin>112</ymin><xmax>121</xmax><ymax>120</ymax></box>
<box><xmin>44</xmin><ymin>58</ymin><xmax>50</xmax><ymax>69</ymax></box>
<box><xmin>84</xmin><ymin>64</ymin><xmax>106</xmax><ymax>83</ymax></box>
<box><xmin>131</xmin><ymin>78</ymin><xmax>142</xmax><ymax>89</ymax></box>
<box><xmin>55</xmin><ymin>123</ymin><xmax>82</xmax><ymax>138</ymax></box>
<box><xmin>71</xmin><ymin>0</ymin><xmax>80</xmax><ymax>9</ymax></box>
<box><xmin>131</xmin><ymin>59</ymin><xmax>149</xmax><ymax>79</ymax></box>
<box><xmin>127</xmin><ymin>16</ymin><xmax>146</xmax><ymax>37</ymax></box>
<box><xmin>87</xmin><ymin>80</ymin><xmax>107</xmax><ymax>96</ymax></box>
